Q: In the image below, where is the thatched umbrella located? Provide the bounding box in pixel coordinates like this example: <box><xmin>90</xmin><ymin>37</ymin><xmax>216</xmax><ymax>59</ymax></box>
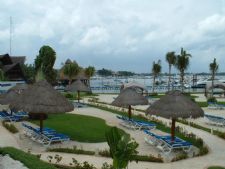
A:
<box><xmin>0</xmin><ymin>90</ymin><xmax>19</xmax><ymax>105</ymax></box>
<box><xmin>65</xmin><ymin>79</ymin><xmax>91</xmax><ymax>103</ymax></box>
<box><xmin>9</xmin><ymin>83</ymin><xmax>28</xmax><ymax>94</ymax></box>
<box><xmin>112</xmin><ymin>88</ymin><xmax>148</xmax><ymax>119</ymax></box>
<box><xmin>146</xmin><ymin>90</ymin><xmax>204</xmax><ymax>141</ymax></box>
<box><xmin>10</xmin><ymin>80</ymin><xmax>74</xmax><ymax>132</ymax></box>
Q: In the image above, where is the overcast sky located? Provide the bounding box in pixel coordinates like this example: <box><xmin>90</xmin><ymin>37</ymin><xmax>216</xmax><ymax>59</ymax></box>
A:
<box><xmin>0</xmin><ymin>0</ymin><xmax>225</xmax><ymax>73</ymax></box>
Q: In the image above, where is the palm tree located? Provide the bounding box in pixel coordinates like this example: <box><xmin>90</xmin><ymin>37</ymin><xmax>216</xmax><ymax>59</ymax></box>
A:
<box><xmin>151</xmin><ymin>60</ymin><xmax>161</xmax><ymax>93</ymax></box>
<box><xmin>209</xmin><ymin>58</ymin><xmax>219</xmax><ymax>97</ymax></box>
<box><xmin>166</xmin><ymin>51</ymin><xmax>176</xmax><ymax>91</ymax></box>
<box><xmin>63</xmin><ymin>61</ymin><xmax>80</xmax><ymax>85</ymax></box>
<box><xmin>105</xmin><ymin>127</ymin><xmax>138</xmax><ymax>169</ymax></box>
<box><xmin>176</xmin><ymin>48</ymin><xmax>191</xmax><ymax>92</ymax></box>
<box><xmin>85</xmin><ymin>66</ymin><xmax>95</xmax><ymax>86</ymax></box>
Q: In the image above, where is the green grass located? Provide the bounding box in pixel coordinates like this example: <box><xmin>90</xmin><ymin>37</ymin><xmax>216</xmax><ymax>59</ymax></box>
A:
<box><xmin>208</xmin><ymin>167</ymin><xmax>225</xmax><ymax>169</ymax></box>
<box><xmin>32</xmin><ymin>114</ymin><xmax>126</xmax><ymax>143</ymax></box>
<box><xmin>0</xmin><ymin>147</ymin><xmax>57</xmax><ymax>169</ymax></box>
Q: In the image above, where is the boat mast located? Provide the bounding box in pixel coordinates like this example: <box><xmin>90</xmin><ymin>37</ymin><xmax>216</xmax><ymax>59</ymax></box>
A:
<box><xmin>9</xmin><ymin>16</ymin><xmax>12</xmax><ymax>55</ymax></box>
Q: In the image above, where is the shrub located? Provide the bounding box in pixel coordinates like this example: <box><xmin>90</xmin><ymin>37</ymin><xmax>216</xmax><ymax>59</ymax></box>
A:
<box><xmin>171</xmin><ymin>153</ymin><xmax>188</xmax><ymax>162</ymax></box>
<box><xmin>2</xmin><ymin>121</ymin><xmax>18</xmax><ymax>133</ymax></box>
<box><xmin>132</xmin><ymin>154</ymin><xmax>163</xmax><ymax>163</ymax></box>
<box><xmin>149</xmin><ymin>92</ymin><xmax>158</xmax><ymax>96</ymax></box>
<box><xmin>0</xmin><ymin>147</ymin><xmax>57</xmax><ymax>169</ymax></box>
<box><xmin>198</xmin><ymin>146</ymin><xmax>209</xmax><ymax>156</ymax></box>
<box><xmin>64</xmin><ymin>93</ymin><xmax>74</xmax><ymax>99</ymax></box>
<box><xmin>207</xmin><ymin>97</ymin><xmax>217</xmax><ymax>103</ymax></box>
<box><xmin>47</xmin><ymin>146</ymin><xmax>95</xmax><ymax>155</ymax></box>
<box><xmin>101</xmin><ymin>162</ymin><xmax>113</xmax><ymax>169</ymax></box>
<box><xmin>98</xmin><ymin>149</ymin><xmax>111</xmax><ymax>157</ymax></box>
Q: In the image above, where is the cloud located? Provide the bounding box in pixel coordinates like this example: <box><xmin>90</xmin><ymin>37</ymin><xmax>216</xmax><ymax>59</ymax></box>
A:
<box><xmin>0</xmin><ymin>0</ymin><xmax>225</xmax><ymax>73</ymax></box>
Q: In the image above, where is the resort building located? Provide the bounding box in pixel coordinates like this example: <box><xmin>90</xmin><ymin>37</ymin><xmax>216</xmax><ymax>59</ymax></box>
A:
<box><xmin>0</xmin><ymin>54</ymin><xmax>26</xmax><ymax>81</ymax></box>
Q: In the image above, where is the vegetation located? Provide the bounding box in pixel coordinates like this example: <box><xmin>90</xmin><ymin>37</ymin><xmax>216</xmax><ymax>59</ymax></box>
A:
<box><xmin>21</xmin><ymin>64</ymin><xmax>35</xmax><ymax>83</ymax></box>
<box><xmin>151</xmin><ymin>60</ymin><xmax>161</xmax><ymax>93</ymax></box>
<box><xmin>63</xmin><ymin>61</ymin><xmax>80</xmax><ymax>85</ymax></box>
<box><xmin>209</xmin><ymin>58</ymin><xmax>219</xmax><ymax>97</ymax></box>
<box><xmin>85</xmin><ymin>66</ymin><xmax>95</xmax><ymax>78</ymax></box>
<box><xmin>0</xmin><ymin>147</ymin><xmax>57</xmax><ymax>169</ymax></box>
<box><xmin>165</xmin><ymin>51</ymin><xmax>176</xmax><ymax>91</ymax></box>
<box><xmin>47</xmin><ymin>146</ymin><xmax>95</xmax><ymax>155</ymax></box>
<box><xmin>0</xmin><ymin>69</ymin><xmax>7</xmax><ymax>81</ymax></box>
<box><xmin>207</xmin><ymin>97</ymin><xmax>217</xmax><ymax>103</ymax></box>
<box><xmin>105</xmin><ymin>127</ymin><xmax>138</xmax><ymax>169</ymax></box>
<box><xmin>117</xmin><ymin>71</ymin><xmax>135</xmax><ymax>76</ymax></box>
<box><xmin>208</xmin><ymin>167</ymin><xmax>225</xmax><ymax>169</ymax></box>
<box><xmin>2</xmin><ymin>121</ymin><xmax>18</xmax><ymax>133</ymax></box>
<box><xmin>32</xmin><ymin>114</ymin><xmax>127</xmax><ymax>143</ymax></box>
<box><xmin>176</xmin><ymin>47</ymin><xmax>191</xmax><ymax>92</ymax></box>
<box><xmin>34</xmin><ymin>45</ymin><xmax>57</xmax><ymax>84</ymax></box>
<box><xmin>97</xmin><ymin>68</ymin><xmax>113</xmax><ymax>76</ymax></box>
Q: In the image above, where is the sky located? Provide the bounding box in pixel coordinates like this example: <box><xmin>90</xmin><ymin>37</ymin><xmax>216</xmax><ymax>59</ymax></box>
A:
<box><xmin>0</xmin><ymin>0</ymin><xmax>225</xmax><ymax>73</ymax></box>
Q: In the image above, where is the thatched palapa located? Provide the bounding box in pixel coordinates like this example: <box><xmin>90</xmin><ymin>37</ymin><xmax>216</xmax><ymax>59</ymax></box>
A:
<box><xmin>65</xmin><ymin>79</ymin><xmax>91</xmax><ymax>103</ymax></box>
<box><xmin>10</xmin><ymin>80</ymin><xmax>74</xmax><ymax>132</ymax></box>
<box><xmin>112</xmin><ymin>88</ymin><xmax>148</xmax><ymax>119</ymax></box>
<box><xmin>146</xmin><ymin>90</ymin><xmax>204</xmax><ymax>140</ymax></box>
<box><xmin>0</xmin><ymin>90</ymin><xmax>19</xmax><ymax>105</ymax></box>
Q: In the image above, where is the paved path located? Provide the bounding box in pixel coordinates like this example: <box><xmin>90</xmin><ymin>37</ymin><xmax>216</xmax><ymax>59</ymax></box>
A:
<box><xmin>0</xmin><ymin>122</ymin><xmax>20</xmax><ymax>148</ymax></box>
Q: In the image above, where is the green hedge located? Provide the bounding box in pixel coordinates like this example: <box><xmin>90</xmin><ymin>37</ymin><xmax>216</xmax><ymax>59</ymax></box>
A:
<box><xmin>47</xmin><ymin>147</ymin><xmax>95</xmax><ymax>155</ymax></box>
<box><xmin>2</xmin><ymin>121</ymin><xmax>18</xmax><ymax>133</ymax></box>
<box><xmin>0</xmin><ymin>147</ymin><xmax>57</xmax><ymax>169</ymax></box>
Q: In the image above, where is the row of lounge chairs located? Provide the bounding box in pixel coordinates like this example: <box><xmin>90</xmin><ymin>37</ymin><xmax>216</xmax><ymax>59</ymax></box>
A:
<box><xmin>116</xmin><ymin>115</ymin><xmax>156</xmax><ymax>130</ymax></box>
<box><xmin>22</xmin><ymin>123</ymin><xmax>70</xmax><ymax>146</ymax></box>
<box><xmin>144</xmin><ymin>130</ymin><xmax>192</xmax><ymax>154</ymax></box>
<box><xmin>205</xmin><ymin>114</ymin><xmax>225</xmax><ymax>126</ymax></box>
<box><xmin>0</xmin><ymin>111</ymin><xmax>28</xmax><ymax>122</ymax></box>
<box><xmin>208</xmin><ymin>102</ymin><xmax>225</xmax><ymax>110</ymax></box>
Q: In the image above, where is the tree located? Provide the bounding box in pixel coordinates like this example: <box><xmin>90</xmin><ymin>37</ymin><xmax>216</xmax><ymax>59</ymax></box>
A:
<box><xmin>176</xmin><ymin>48</ymin><xmax>191</xmax><ymax>92</ymax></box>
<box><xmin>151</xmin><ymin>60</ymin><xmax>161</xmax><ymax>93</ymax></box>
<box><xmin>21</xmin><ymin>64</ymin><xmax>35</xmax><ymax>83</ymax></box>
<box><xmin>97</xmin><ymin>68</ymin><xmax>113</xmax><ymax>76</ymax></box>
<box><xmin>209</xmin><ymin>58</ymin><xmax>219</xmax><ymax>97</ymax></box>
<box><xmin>34</xmin><ymin>45</ymin><xmax>57</xmax><ymax>84</ymax></box>
<box><xmin>105</xmin><ymin>127</ymin><xmax>138</xmax><ymax>169</ymax></box>
<box><xmin>166</xmin><ymin>51</ymin><xmax>176</xmax><ymax>91</ymax></box>
<box><xmin>63</xmin><ymin>61</ymin><xmax>80</xmax><ymax>85</ymax></box>
<box><xmin>85</xmin><ymin>66</ymin><xmax>95</xmax><ymax>78</ymax></box>
<box><xmin>0</xmin><ymin>69</ymin><xmax>6</xmax><ymax>81</ymax></box>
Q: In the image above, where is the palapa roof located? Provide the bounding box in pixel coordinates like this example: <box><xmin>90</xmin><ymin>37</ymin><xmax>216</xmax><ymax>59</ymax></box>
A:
<box><xmin>10</xmin><ymin>80</ymin><xmax>74</xmax><ymax>114</ymax></box>
<box><xmin>9</xmin><ymin>83</ymin><xmax>28</xmax><ymax>92</ymax></box>
<box><xmin>111</xmin><ymin>88</ymin><xmax>148</xmax><ymax>107</ymax></box>
<box><xmin>65</xmin><ymin>79</ymin><xmax>91</xmax><ymax>92</ymax></box>
<box><xmin>146</xmin><ymin>90</ymin><xmax>204</xmax><ymax>119</ymax></box>
<box><xmin>122</xmin><ymin>81</ymin><xmax>148</xmax><ymax>92</ymax></box>
<box><xmin>0</xmin><ymin>90</ymin><xmax>19</xmax><ymax>105</ymax></box>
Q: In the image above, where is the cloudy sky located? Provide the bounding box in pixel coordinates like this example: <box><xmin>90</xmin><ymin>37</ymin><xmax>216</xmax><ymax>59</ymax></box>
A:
<box><xmin>0</xmin><ymin>0</ymin><xmax>225</xmax><ymax>73</ymax></box>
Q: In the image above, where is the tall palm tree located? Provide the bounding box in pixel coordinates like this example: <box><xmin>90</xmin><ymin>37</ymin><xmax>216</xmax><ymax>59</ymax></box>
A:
<box><xmin>63</xmin><ymin>61</ymin><xmax>80</xmax><ymax>85</ymax></box>
<box><xmin>166</xmin><ymin>51</ymin><xmax>176</xmax><ymax>91</ymax></box>
<box><xmin>152</xmin><ymin>60</ymin><xmax>161</xmax><ymax>93</ymax></box>
<box><xmin>209</xmin><ymin>58</ymin><xmax>219</xmax><ymax>97</ymax></box>
<box><xmin>176</xmin><ymin>48</ymin><xmax>192</xmax><ymax>92</ymax></box>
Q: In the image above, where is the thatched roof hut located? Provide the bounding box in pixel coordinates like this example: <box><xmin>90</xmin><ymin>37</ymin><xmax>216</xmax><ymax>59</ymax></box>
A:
<box><xmin>112</xmin><ymin>88</ymin><xmax>148</xmax><ymax>119</ymax></box>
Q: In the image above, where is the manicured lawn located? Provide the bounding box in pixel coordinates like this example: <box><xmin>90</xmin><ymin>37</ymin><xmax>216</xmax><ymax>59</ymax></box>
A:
<box><xmin>0</xmin><ymin>147</ymin><xmax>57</xmax><ymax>169</ymax></box>
<box><xmin>32</xmin><ymin>114</ymin><xmax>126</xmax><ymax>143</ymax></box>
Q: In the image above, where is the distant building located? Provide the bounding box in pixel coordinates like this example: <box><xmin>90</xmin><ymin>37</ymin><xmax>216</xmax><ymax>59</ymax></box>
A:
<box><xmin>0</xmin><ymin>54</ymin><xmax>26</xmax><ymax>81</ymax></box>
